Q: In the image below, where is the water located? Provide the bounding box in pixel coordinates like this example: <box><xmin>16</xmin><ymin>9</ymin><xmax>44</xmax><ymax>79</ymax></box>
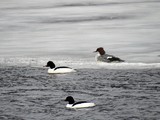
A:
<box><xmin>0</xmin><ymin>0</ymin><xmax>160</xmax><ymax>120</ymax></box>
<box><xmin>0</xmin><ymin>0</ymin><xmax>160</xmax><ymax>63</ymax></box>
<box><xmin>0</xmin><ymin>67</ymin><xmax>160</xmax><ymax>120</ymax></box>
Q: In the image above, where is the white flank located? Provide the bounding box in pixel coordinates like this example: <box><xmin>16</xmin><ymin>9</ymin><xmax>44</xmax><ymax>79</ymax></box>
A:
<box><xmin>66</xmin><ymin>103</ymin><xmax>95</xmax><ymax>109</ymax></box>
<box><xmin>48</xmin><ymin>68</ymin><xmax>76</xmax><ymax>74</ymax></box>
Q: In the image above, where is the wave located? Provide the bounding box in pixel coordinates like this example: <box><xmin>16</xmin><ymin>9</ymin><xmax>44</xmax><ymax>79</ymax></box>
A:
<box><xmin>37</xmin><ymin>14</ymin><xmax>134</xmax><ymax>24</ymax></box>
<box><xmin>96</xmin><ymin>62</ymin><xmax>160</xmax><ymax>69</ymax></box>
<box><xmin>0</xmin><ymin>57</ymin><xmax>160</xmax><ymax>69</ymax></box>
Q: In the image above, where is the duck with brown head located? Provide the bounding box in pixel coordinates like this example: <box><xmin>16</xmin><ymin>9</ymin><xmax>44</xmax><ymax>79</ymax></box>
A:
<box><xmin>94</xmin><ymin>47</ymin><xmax>125</xmax><ymax>63</ymax></box>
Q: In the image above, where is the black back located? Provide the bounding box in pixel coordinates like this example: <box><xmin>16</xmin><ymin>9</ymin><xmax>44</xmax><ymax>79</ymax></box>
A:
<box><xmin>72</xmin><ymin>101</ymin><xmax>87</xmax><ymax>106</ymax></box>
<box><xmin>108</xmin><ymin>56</ymin><xmax>124</xmax><ymax>62</ymax></box>
<box><xmin>54</xmin><ymin>66</ymin><xmax>71</xmax><ymax>70</ymax></box>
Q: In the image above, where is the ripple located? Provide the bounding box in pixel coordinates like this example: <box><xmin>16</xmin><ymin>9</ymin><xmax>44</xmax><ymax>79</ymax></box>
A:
<box><xmin>39</xmin><ymin>14</ymin><xmax>134</xmax><ymax>24</ymax></box>
<box><xmin>0</xmin><ymin>66</ymin><xmax>160</xmax><ymax>120</ymax></box>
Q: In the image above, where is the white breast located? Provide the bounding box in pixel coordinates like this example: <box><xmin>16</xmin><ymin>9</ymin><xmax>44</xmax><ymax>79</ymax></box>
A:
<box><xmin>48</xmin><ymin>68</ymin><xmax>76</xmax><ymax>74</ymax></box>
<box><xmin>66</xmin><ymin>103</ymin><xmax>95</xmax><ymax>109</ymax></box>
<box><xmin>95</xmin><ymin>53</ymin><xmax>100</xmax><ymax>61</ymax></box>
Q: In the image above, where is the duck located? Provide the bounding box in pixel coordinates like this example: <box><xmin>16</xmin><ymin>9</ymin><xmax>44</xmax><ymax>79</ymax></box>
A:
<box><xmin>94</xmin><ymin>47</ymin><xmax>125</xmax><ymax>63</ymax></box>
<box><xmin>65</xmin><ymin>96</ymin><xmax>95</xmax><ymax>109</ymax></box>
<box><xmin>45</xmin><ymin>61</ymin><xmax>76</xmax><ymax>74</ymax></box>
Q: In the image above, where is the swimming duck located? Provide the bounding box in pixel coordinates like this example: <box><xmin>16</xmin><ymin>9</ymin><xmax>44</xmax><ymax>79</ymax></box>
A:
<box><xmin>45</xmin><ymin>61</ymin><xmax>76</xmax><ymax>74</ymax></box>
<box><xmin>65</xmin><ymin>96</ymin><xmax>95</xmax><ymax>109</ymax></box>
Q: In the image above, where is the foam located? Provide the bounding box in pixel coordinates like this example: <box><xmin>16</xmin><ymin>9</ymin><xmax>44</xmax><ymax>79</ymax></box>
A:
<box><xmin>97</xmin><ymin>62</ymin><xmax>160</xmax><ymax>69</ymax></box>
<box><xmin>0</xmin><ymin>57</ymin><xmax>160</xmax><ymax>69</ymax></box>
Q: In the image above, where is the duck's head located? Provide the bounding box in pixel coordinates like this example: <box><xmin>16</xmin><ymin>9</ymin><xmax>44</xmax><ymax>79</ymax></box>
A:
<box><xmin>65</xmin><ymin>96</ymin><xmax>75</xmax><ymax>104</ymax></box>
<box><xmin>94</xmin><ymin>47</ymin><xmax>105</xmax><ymax>55</ymax></box>
<box><xmin>45</xmin><ymin>61</ymin><xmax>56</xmax><ymax>69</ymax></box>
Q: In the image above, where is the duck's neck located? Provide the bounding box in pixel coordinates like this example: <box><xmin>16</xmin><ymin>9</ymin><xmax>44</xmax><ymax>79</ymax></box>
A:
<box><xmin>69</xmin><ymin>99</ymin><xmax>75</xmax><ymax>104</ymax></box>
<box><xmin>50</xmin><ymin>66</ymin><xmax>55</xmax><ymax>69</ymax></box>
<box><xmin>99</xmin><ymin>50</ymin><xmax>105</xmax><ymax>55</ymax></box>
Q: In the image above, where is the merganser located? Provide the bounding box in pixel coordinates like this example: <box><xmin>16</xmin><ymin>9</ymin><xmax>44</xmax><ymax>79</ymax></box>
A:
<box><xmin>45</xmin><ymin>61</ymin><xmax>76</xmax><ymax>74</ymax></box>
<box><xmin>94</xmin><ymin>47</ymin><xmax>125</xmax><ymax>63</ymax></box>
<box><xmin>65</xmin><ymin>96</ymin><xmax>95</xmax><ymax>109</ymax></box>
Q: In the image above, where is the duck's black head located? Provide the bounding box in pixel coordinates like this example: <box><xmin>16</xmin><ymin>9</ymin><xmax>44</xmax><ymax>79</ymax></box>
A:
<box><xmin>45</xmin><ymin>61</ymin><xmax>56</xmax><ymax>69</ymax></box>
<box><xmin>65</xmin><ymin>96</ymin><xmax>75</xmax><ymax>104</ymax></box>
<box><xmin>94</xmin><ymin>47</ymin><xmax>106</xmax><ymax>55</ymax></box>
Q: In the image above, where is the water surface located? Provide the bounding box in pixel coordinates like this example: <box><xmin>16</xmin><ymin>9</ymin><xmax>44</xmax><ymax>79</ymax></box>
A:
<box><xmin>0</xmin><ymin>0</ymin><xmax>160</xmax><ymax>63</ymax></box>
<box><xmin>0</xmin><ymin>0</ymin><xmax>160</xmax><ymax>120</ymax></box>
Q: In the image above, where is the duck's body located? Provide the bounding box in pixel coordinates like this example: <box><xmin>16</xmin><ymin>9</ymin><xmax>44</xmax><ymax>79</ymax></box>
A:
<box><xmin>47</xmin><ymin>67</ymin><xmax>76</xmax><ymax>74</ymax></box>
<box><xmin>66</xmin><ymin>102</ymin><xmax>95</xmax><ymax>109</ymax></box>
<box><xmin>45</xmin><ymin>61</ymin><xmax>76</xmax><ymax>74</ymax></box>
<box><xmin>65</xmin><ymin>96</ymin><xmax>95</xmax><ymax>109</ymax></box>
<box><xmin>96</xmin><ymin>53</ymin><xmax>124</xmax><ymax>63</ymax></box>
<box><xmin>95</xmin><ymin>47</ymin><xmax>124</xmax><ymax>63</ymax></box>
